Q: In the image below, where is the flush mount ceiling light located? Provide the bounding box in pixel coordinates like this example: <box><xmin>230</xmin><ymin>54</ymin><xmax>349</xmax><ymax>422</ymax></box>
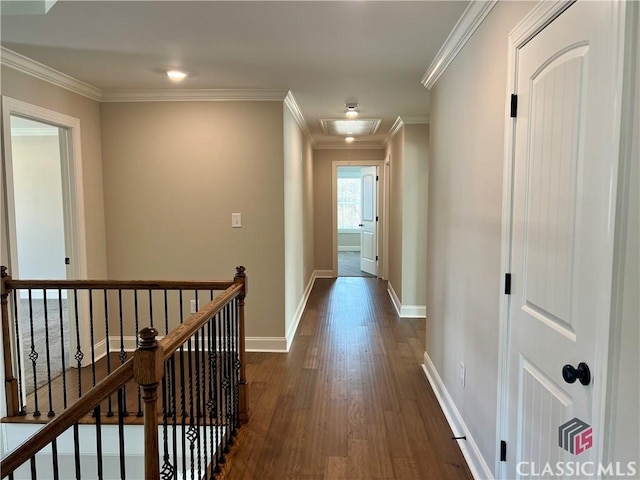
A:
<box><xmin>345</xmin><ymin>103</ymin><xmax>359</xmax><ymax>119</ymax></box>
<box><xmin>166</xmin><ymin>69</ymin><xmax>188</xmax><ymax>81</ymax></box>
<box><xmin>345</xmin><ymin>136</ymin><xmax>355</xmax><ymax>143</ymax></box>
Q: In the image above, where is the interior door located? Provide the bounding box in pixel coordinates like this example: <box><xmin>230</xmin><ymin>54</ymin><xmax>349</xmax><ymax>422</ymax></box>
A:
<box><xmin>506</xmin><ymin>2</ymin><xmax>622</xmax><ymax>476</ymax></box>
<box><xmin>359</xmin><ymin>166</ymin><xmax>377</xmax><ymax>276</ymax></box>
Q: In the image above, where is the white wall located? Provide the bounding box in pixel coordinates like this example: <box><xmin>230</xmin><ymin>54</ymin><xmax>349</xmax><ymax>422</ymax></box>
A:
<box><xmin>10</xmin><ymin>131</ymin><xmax>66</xmax><ymax>280</ymax></box>
<box><xmin>283</xmin><ymin>103</ymin><xmax>314</xmax><ymax>347</ymax></box>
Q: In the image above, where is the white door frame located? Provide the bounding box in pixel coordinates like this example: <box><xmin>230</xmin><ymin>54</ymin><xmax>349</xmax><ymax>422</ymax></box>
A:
<box><xmin>2</xmin><ymin>96</ymin><xmax>88</xmax><ymax>281</ymax></box>
<box><xmin>332</xmin><ymin>159</ymin><xmax>386</xmax><ymax>278</ymax></box>
<box><xmin>1</xmin><ymin>96</ymin><xmax>90</xmax><ymax>378</ymax></box>
<box><xmin>494</xmin><ymin>1</ymin><xmax>631</xmax><ymax>477</ymax></box>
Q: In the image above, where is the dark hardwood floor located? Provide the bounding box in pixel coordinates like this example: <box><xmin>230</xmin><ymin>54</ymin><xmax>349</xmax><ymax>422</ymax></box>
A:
<box><xmin>224</xmin><ymin>277</ymin><xmax>472</xmax><ymax>480</ymax></box>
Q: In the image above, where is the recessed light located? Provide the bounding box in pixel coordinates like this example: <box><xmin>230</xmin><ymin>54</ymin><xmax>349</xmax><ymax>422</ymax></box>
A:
<box><xmin>345</xmin><ymin>136</ymin><xmax>355</xmax><ymax>143</ymax></box>
<box><xmin>166</xmin><ymin>69</ymin><xmax>188</xmax><ymax>81</ymax></box>
<box><xmin>345</xmin><ymin>103</ymin><xmax>359</xmax><ymax>119</ymax></box>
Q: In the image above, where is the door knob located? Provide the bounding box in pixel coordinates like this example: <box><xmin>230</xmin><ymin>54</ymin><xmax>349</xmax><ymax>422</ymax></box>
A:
<box><xmin>358</xmin><ymin>224</ymin><xmax>364</xmax><ymax>227</ymax></box>
<box><xmin>562</xmin><ymin>362</ymin><xmax>591</xmax><ymax>386</ymax></box>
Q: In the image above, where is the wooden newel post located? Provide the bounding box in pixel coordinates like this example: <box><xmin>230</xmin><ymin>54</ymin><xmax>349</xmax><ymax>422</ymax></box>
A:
<box><xmin>234</xmin><ymin>266</ymin><xmax>249</xmax><ymax>424</ymax></box>
<box><xmin>133</xmin><ymin>327</ymin><xmax>164</xmax><ymax>480</ymax></box>
<box><xmin>1</xmin><ymin>266</ymin><xmax>20</xmax><ymax>416</ymax></box>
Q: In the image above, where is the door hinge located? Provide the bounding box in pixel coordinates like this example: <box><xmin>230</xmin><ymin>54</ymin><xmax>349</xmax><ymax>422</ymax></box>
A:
<box><xmin>65</xmin><ymin>257</ymin><xmax>70</xmax><ymax>265</ymax></box>
<box><xmin>376</xmin><ymin>216</ymin><xmax>379</xmax><ymax>222</ymax></box>
<box><xmin>376</xmin><ymin>175</ymin><xmax>379</xmax><ymax>181</ymax></box>
<box><xmin>500</xmin><ymin>441</ymin><xmax>507</xmax><ymax>462</ymax></box>
<box><xmin>376</xmin><ymin>255</ymin><xmax>379</xmax><ymax>261</ymax></box>
<box><xmin>510</xmin><ymin>94</ymin><xmax>518</xmax><ymax>118</ymax></box>
<box><xmin>504</xmin><ymin>273</ymin><xmax>511</xmax><ymax>295</ymax></box>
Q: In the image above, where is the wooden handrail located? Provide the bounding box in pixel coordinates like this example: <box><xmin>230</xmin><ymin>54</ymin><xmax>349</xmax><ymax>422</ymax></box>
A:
<box><xmin>5</xmin><ymin>279</ymin><xmax>235</xmax><ymax>291</ymax></box>
<box><xmin>0</xmin><ymin>360</ymin><xmax>134</xmax><ymax>476</ymax></box>
<box><xmin>1</xmin><ymin>266</ymin><xmax>248</xmax><ymax>479</ymax></box>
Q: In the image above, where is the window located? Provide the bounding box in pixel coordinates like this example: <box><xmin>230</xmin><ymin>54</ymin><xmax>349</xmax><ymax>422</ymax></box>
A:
<box><xmin>337</xmin><ymin>177</ymin><xmax>361</xmax><ymax>230</ymax></box>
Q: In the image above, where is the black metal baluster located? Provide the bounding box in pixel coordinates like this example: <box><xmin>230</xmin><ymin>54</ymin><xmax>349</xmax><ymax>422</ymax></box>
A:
<box><xmin>27</xmin><ymin>290</ymin><xmax>40</xmax><ymax>416</ymax></box>
<box><xmin>43</xmin><ymin>290</ymin><xmax>55</xmax><ymax>417</ymax></box>
<box><xmin>72</xmin><ymin>290</ymin><xmax>83</xmax><ymax>479</ymax></box>
<box><xmin>103</xmin><ymin>289</ymin><xmax>113</xmax><ymax>416</ymax></box>
<box><xmin>207</xmin><ymin>317</ymin><xmax>216</xmax><ymax>474</ymax></box>
<box><xmin>179</xmin><ymin>292</ymin><xmax>187</xmax><ymax>479</ymax></box>
<box><xmin>57</xmin><ymin>289</ymin><xmax>68</xmax><ymax>411</ymax></box>
<box><xmin>148</xmin><ymin>289</ymin><xmax>154</xmax><ymax>329</ymax></box>
<box><xmin>134</xmin><ymin>290</ymin><xmax>143</xmax><ymax>417</ymax></box>
<box><xmin>171</xmin><ymin>351</ymin><xmax>179</xmax><ymax>480</ymax></box>
<box><xmin>51</xmin><ymin>438</ymin><xmax>59</xmax><ymax>480</ymax></box>
<box><xmin>215</xmin><ymin>309</ymin><xmax>224</xmax><ymax>467</ymax></box>
<box><xmin>225</xmin><ymin>303</ymin><xmax>232</xmax><ymax>450</ymax></box>
<box><xmin>164</xmin><ymin>290</ymin><xmax>169</xmax><ymax>335</ymax></box>
<box><xmin>117</xmin><ymin>289</ymin><xmax>128</xmax><ymax>416</ymax></box>
<box><xmin>200</xmin><ymin>325</ymin><xmax>208</xmax><ymax>473</ymax></box>
<box><xmin>30</xmin><ymin>456</ymin><xmax>36</xmax><ymax>479</ymax></box>
<box><xmin>73</xmin><ymin>423</ymin><xmax>81</xmax><ymax>479</ymax></box>
<box><xmin>232</xmin><ymin>299</ymin><xmax>240</xmax><ymax>432</ymax></box>
<box><xmin>89</xmin><ymin>291</ymin><xmax>97</xmax><ymax>387</ymax></box>
<box><xmin>94</xmin><ymin>404</ymin><xmax>104</xmax><ymax>480</ymax></box>
<box><xmin>195</xmin><ymin>329</ymin><xmax>202</xmax><ymax>478</ymax></box>
<box><xmin>160</xmin><ymin>360</ymin><xmax>173</xmax><ymax>479</ymax></box>
<box><xmin>12</xmin><ymin>289</ymin><xmax>26</xmax><ymax>415</ymax></box>
<box><xmin>187</xmin><ymin>324</ymin><xmax>196</xmax><ymax>480</ymax></box>
<box><xmin>117</xmin><ymin>387</ymin><xmax>127</xmax><ymax>480</ymax></box>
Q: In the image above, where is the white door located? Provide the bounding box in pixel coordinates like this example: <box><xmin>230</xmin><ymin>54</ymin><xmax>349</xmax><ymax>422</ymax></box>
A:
<box><xmin>359</xmin><ymin>166</ymin><xmax>377</xmax><ymax>276</ymax></box>
<box><xmin>505</xmin><ymin>2</ymin><xmax>623</xmax><ymax>477</ymax></box>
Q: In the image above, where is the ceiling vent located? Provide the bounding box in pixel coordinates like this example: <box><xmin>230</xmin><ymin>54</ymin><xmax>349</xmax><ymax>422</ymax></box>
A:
<box><xmin>319</xmin><ymin>119</ymin><xmax>382</xmax><ymax>137</ymax></box>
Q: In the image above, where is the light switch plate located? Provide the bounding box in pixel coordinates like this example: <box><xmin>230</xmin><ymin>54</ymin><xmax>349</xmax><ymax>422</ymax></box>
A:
<box><xmin>232</xmin><ymin>213</ymin><xmax>242</xmax><ymax>228</ymax></box>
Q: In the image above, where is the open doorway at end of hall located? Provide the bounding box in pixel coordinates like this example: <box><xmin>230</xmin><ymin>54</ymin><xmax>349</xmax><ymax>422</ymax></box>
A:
<box><xmin>336</xmin><ymin>165</ymin><xmax>377</xmax><ymax>277</ymax></box>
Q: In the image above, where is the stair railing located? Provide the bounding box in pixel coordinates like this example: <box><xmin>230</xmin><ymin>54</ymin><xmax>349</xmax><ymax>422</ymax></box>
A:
<box><xmin>0</xmin><ymin>266</ymin><xmax>248</xmax><ymax>479</ymax></box>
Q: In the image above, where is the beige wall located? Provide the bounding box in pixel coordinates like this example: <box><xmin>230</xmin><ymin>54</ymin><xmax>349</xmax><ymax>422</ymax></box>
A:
<box><xmin>427</xmin><ymin>1</ymin><xmax>535</xmax><ymax>470</ymax></box>
<box><xmin>386</xmin><ymin>128</ymin><xmax>404</xmax><ymax>297</ymax></box>
<box><xmin>283</xmin><ymin>104</ymin><xmax>314</xmax><ymax>343</ymax></box>
<box><xmin>0</xmin><ymin>66</ymin><xmax>108</xmax><ymax>279</ymax></box>
<box><xmin>100</xmin><ymin>101</ymin><xmax>285</xmax><ymax>339</ymax></box>
<box><xmin>312</xmin><ymin>148</ymin><xmax>385</xmax><ymax>272</ymax></box>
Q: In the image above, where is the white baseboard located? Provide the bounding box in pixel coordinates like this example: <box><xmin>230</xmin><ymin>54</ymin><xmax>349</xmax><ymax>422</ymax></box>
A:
<box><xmin>338</xmin><ymin>246</ymin><xmax>361</xmax><ymax>252</ymax></box>
<box><xmin>422</xmin><ymin>351</ymin><xmax>494</xmax><ymax>480</ymax></box>
<box><xmin>387</xmin><ymin>283</ymin><xmax>426</xmax><ymax>318</ymax></box>
<box><xmin>313</xmin><ymin>269</ymin><xmax>335</xmax><ymax>278</ymax></box>
<box><xmin>285</xmin><ymin>271</ymin><xmax>317</xmax><ymax>351</ymax></box>
<box><xmin>245</xmin><ymin>337</ymin><xmax>287</xmax><ymax>352</ymax></box>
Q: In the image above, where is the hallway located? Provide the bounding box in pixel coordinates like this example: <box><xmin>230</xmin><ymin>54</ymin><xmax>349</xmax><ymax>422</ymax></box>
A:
<box><xmin>225</xmin><ymin>277</ymin><xmax>472</xmax><ymax>479</ymax></box>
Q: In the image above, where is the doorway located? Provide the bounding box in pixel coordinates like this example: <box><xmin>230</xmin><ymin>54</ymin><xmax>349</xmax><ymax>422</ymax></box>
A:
<box><xmin>332</xmin><ymin>161</ymin><xmax>385</xmax><ymax>278</ymax></box>
<box><xmin>2</xmin><ymin>97</ymin><xmax>89</xmax><ymax>400</ymax></box>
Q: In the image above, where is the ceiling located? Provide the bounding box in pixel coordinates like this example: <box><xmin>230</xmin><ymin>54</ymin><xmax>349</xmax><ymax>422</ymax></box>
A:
<box><xmin>0</xmin><ymin>1</ymin><xmax>469</xmax><ymax>147</ymax></box>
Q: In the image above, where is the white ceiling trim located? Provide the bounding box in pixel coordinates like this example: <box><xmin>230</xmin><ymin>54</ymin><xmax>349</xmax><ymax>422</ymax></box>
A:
<box><xmin>1</xmin><ymin>47</ymin><xmax>102</xmax><ymax>101</ymax></box>
<box><xmin>102</xmin><ymin>89</ymin><xmax>289</xmax><ymax>103</ymax></box>
<box><xmin>284</xmin><ymin>91</ymin><xmax>314</xmax><ymax>145</ymax></box>
<box><xmin>385</xmin><ymin>116</ymin><xmax>405</xmax><ymax>144</ymax></box>
<box><xmin>421</xmin><ymin>0</ymin><xmax>497</xmax><ymax>90</ymax></box>
<box><xmin>401</xmin><ymin>116</ymin><xmax>430</xmax><ymax>124</ymax></box>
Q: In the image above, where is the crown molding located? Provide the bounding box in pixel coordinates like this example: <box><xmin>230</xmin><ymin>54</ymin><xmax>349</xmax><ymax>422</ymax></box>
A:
<box><xmin>421</xmin><ymin>0</ymin><xmax>498</xmax><ymax>90</ymax></box>
<box><xmin>385</xmin><ymin>116</ymin><xmax>405</xmax><ymax>145</ymax></box>
<box><xmin>401</xmin><ymin>116</ymin><xmax>430</xmax><ymax>125</ymax></box>
<box><xmin>1</xmin><ymin>47</ymin><xmax>102</xmax><ymax>101</ymax></box>
<box><xmin>284</xmin><ymin>90</ymin><xmax>314</xmax><ymax>145</ymax></box>
<box><xmin>102</xmin><ymin>88</ymin><xmax>289</xmax><ymax>103</ymax></box>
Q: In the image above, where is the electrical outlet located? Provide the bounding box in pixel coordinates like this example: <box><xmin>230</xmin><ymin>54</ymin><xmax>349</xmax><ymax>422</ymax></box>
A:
<box><xmin>460</xmin><ymin>362</ymin><xmax>466</xmax><ymax>388</ymax></box>
<box><xmin>190</xmin><ymin>300</ymin><xmax>198</xmax><ymax>314</ymax></box>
